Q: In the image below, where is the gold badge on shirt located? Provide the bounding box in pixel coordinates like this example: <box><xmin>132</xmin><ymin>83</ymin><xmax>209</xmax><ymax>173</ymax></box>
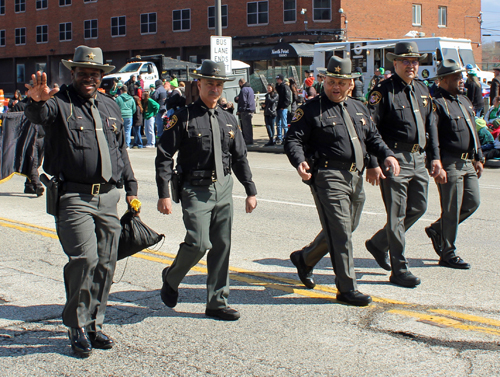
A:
<box><xmin>229</xmin><ymin>130</ymin><xmax>235</xmax><ymax>139</ymax></box>
<box><xmin>422</xmin><ymin>97</ymin><xmax>428</xmax><ymax>107</ymax></box>
<box><xmin>369</xmin><ymin>91</ymin><xmax>382</xmax><ymax>105</ymax></box>
<box><xmin>292</xmin><ymin>108</ymin><xmax>304</xmax><ymax>122</ymax></box>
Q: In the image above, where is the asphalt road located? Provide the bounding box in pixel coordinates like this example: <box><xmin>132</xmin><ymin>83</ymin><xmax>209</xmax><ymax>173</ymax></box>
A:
<box><xmin>0</xmin><ymin>146</ymin><xmax>499</xmax><ymax>376</ymax></box>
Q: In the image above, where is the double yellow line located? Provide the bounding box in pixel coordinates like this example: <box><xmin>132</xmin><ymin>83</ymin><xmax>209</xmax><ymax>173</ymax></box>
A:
<box><xmin>1</xmin><ymin>216</ymin><xmax>499</xmax><ymax>337</ymax></box>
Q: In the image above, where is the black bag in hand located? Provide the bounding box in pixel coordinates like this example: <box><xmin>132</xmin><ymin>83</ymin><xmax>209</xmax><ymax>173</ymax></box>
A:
<box><xmin>118</xmin><ymin>212</ymin><xmax>164</xmax><ymax>260</ymax></box>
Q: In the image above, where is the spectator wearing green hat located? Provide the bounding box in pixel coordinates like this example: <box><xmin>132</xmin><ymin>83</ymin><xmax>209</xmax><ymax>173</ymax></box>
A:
<box><xmin>475</xmin><ymin>117</ymin><xmax>494</xmax><ymax>151</ymax></box>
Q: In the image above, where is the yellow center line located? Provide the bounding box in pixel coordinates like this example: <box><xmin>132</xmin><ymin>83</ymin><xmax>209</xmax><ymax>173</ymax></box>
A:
<box><xmin>1</xmin><ymin>218</ymin><xmax>500</xmax><ymax>337</ymax></box>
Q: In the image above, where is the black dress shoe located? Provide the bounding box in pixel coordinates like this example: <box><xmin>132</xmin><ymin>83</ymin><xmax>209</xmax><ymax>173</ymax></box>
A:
<box><xmin>365</xmin><ymin>240</ymin><xmax>391</xmax><ymax>271</ymax></box>
<box><xmin>425</xmin><ymin>226</ymin><xmax>441</xmax><ymax>256</ymax></box>
<box><xmin>68</xmin><ymin>327</ymin><xmax>92</xmax><ymax>357</ymax></box>
<box><xmin>36</xmin><ymin>186</ymin><xmax>45</xmax><ymax>197</ymax></box>
<box><xmin>205</xmin><ymin>307</ymin><xmax>240</xmax><ymax>321</ymax></box>
<box><xmin>390</xmin><ymin>271</ymin><xmax>421</xmax><ymax>288</ymax></box>
<box><xmin>290</xmin><ymin>251</ymin><xmax>316</xmax><ymax>289</ymax></box>
<box><xmin>24</xmin><ymin>186</ymin><xmax>36</xmax><ymax>194</ymax></box>
<box><xmin>264</xmin><ymin>140</ymin><xmax>275</xmax><ymax>146</ymax></box>
<box><xmin>439</xmin><ymin>256</ymin><xmax>471</xmax><ymax>269</ymax></box>
<box><xmin>336</xmin><ymin>290</ymin><xmax>372</xmax><ymax>306</ymax></box>
<box><xmin>88</xmin><ymin>331</ymin><xmax>114</xmax><ymax>349</ymax></box>
<box><xmin>161</xmin><ymin>267</ymin><xmax>178</xmax><ymax>308</ymax></box>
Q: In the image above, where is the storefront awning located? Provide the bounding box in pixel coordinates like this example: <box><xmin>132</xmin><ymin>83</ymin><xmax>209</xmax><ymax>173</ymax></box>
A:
<box><xmin>313</xmin><ymin>45</ymin><xmax>347</xmax><ymax>52</ymax></box>
<box><xmin>233</xmin><ymin>42</ymin><xmax>315</xmax><ymax>62</ymax></box>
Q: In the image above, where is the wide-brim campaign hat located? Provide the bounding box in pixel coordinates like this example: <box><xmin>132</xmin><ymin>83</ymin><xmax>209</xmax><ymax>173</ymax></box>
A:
<box><xmin>190</xmin><ymin>60</ymin><xmax>234</xmax><ymax>82</ymax></box>
<box><xmin>319</xmin><ymin>56</ymin><xmax>361</xmax><ymax>79</ymax></box>
<box><xmin>436</xmin><ymin>59</ymin><xmax>466</xmax><ymax>78</ymax></box>
<box><xmin>386</xmin><ymin>41</ymin><xmax>428</xmax><ymax>62</ymax></box>
<box><xmin>62</xmin><ymin>45</ymin><xmax>115</xmax><ymax>73</ymax></box>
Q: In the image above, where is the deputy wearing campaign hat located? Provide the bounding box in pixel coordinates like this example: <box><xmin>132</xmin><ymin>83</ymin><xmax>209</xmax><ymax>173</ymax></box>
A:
<box><xmin>425</xmin><ymin>59</ymin><xmax>483</xmax><ymax>270</ymax></box>
<box><xmin>365</xmin><ymin>41</ymin><xmax>442</xmax><ymax>288</ymax></box>
<box><xmin>285</xmin><ymin>56</ymin><xmax>399</xmax><ymax>306</ymax></box>
<box><xmin>156</xmin><ymin>60</ymin><xmax>257</xmax><ymax>321</ymax></box>
<box><xmin>24</xmin><ymin>45</ymin><xmax>137</xmax><ymax>357</ymax></box>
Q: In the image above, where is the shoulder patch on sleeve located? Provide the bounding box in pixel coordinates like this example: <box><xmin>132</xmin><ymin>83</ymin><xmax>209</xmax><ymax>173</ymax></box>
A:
<box><xmin>164</xmin><ymin>114</ymin><xmax>178</xmax><ymax>131</ymax></box>
<box><xmin>369</xmin><ymin>91</ymin><xmax>382</xmax><ymax>105</ymax></box>
<box><xmin>292</xmin><ymin>108</ymin><xmax>304</xmax><ymax>122</ymax></box>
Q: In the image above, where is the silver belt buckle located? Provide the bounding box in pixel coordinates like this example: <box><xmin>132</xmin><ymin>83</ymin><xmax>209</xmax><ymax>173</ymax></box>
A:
<box><xmin>91</xmin><ymin>184</ymin><xmax>100</xmax><ymax>195</ymax></box>
<box><xmin>411</xmin><ymin>144</ymin><xmax>420</xmax><ymax>153</ymax></box>
<box><xmin>460</xmin><ymin>153</ymin><xmax>469</xmax><ymax>160</ymax></box>
<box><xmin>349</xmin><ymin>163</ymin><xmax>356</xmax><ymax>172</ymax></box>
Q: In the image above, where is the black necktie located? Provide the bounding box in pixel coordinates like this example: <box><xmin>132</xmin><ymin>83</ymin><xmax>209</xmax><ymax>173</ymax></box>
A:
<box><xmin>457</xmin><ymin>98</ymin><xmax>479</xmax><ymax>154</ymax></box>
<box><xmin>408</xmin><ymin>86</ymin><xmax>427</xmax><ymax>149</ymax></box>
<box><xmin>208</xmin><ymin>109</ymin><xmax>226</xmax><ymax>187</ymax></box>
<box><xmin>341</xmin><ymin>103</ymin><xmax>364</xmax><ymax>171</ymax></box>
<box><xmin>89</xmin><ymin>98</ymin><xmax>112</xmax><ymax>182</ymax></box>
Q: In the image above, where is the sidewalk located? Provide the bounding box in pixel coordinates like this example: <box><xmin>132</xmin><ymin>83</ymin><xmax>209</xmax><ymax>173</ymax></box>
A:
<box><xmin>246</xmin><ymin>111</ymin><xmax>286</xmax><ymax>154</ymax></box>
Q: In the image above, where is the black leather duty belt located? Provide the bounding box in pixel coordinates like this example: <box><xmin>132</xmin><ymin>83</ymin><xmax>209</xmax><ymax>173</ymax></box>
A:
<box><xmin>185</xmin><ymin>170</ymin><xmax>230</xmax><ymax>186</ymax></box>
<box><xmin>441</xmin><ymin>150</ymin><xmax>475</xmax><ymax>161</ymax></box>
<box><xmin>63</xmin><ymin>182</ymin><xmax>115</xmax><ymax>195</ymax></box>
<box><xmin>318</xmin><ymin>160</ymin><xmax>361</xmax><ymax>173</ymax></box>
<box><xmin>387</xmin><ymin>140</ymin><xmax>423</xmax><ymax>153</ymax></box>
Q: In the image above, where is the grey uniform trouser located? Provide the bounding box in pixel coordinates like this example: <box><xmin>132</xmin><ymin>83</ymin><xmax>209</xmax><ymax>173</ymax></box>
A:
<box><xmin>311</xmin><ymin>169</ymin><xmax>365</xmax><ymax>293</ymax></box>
<box><xmin>166</xmin><ymin>175</ymin><xmax>234</xmax><ymax>310</ymax></box>
<box><xmin>56</xmin><ymin>188</ymin><xmax>121</xmax><ymax>330</ymax></box>
<box><xmin>369</xmin><ymin>151</ymin><xmax>429</xmax><ymax>274</ymax></box>
<box><xmin>428</xmin><ymin>157</ymin><xmax>480</xmax><ymax>260</ymax></box>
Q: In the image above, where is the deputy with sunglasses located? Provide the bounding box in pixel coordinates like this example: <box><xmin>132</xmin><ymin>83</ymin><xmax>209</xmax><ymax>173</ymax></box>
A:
<box><xmin>285</xmin><ymin>56</ymin><xmax>400</xmax><ymax>306</ymax></box>
<box><xmin>365</xmin><ymin>41</ymin><xmax>442</xmax><ymax>288</ymax></box>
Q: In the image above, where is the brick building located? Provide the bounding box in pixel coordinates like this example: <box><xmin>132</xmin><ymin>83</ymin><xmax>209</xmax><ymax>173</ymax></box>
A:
<box><xmin>0</xmin><ymin>0</ymin><xmax>481</xmax><ymax>93</ymax></box>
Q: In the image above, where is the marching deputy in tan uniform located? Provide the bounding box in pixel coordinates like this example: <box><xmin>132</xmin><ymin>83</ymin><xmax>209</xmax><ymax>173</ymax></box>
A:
<box><xmin>365</xmin><ymin>41</ymin><xmax>442</xmax><ymax>288</ymax></box>
<box><xmin>24</xmin><ymin>46</ymin><xmax>138</xmax><ymax>357</ymax></box>
<box><xmin>285</xmin><ymin>56</ymin><xmax>400</xmax><ymax>306</ymax></box>
<box><xmin>425</xmin><ymin>59</ymin><xmax>483</xmax><ymax>269</ymax></box>
<box><xmin>156</xmin><ymin>61</ymin><xmax>257</xmax><ymax>321</ymax></box>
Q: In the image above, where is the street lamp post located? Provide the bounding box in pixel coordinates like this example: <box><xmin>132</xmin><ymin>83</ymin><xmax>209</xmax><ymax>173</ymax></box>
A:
<box><xmin>215</xmin><ymin>0</ymin><xmax>222</xmax><ymax>36</ymax></box>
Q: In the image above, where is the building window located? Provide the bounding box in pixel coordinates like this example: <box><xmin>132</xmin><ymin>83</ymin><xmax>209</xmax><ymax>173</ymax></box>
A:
<box><xmin>15</xmin><ymin>0</ymin><xmax>26</xmax><ymax>13</ymax></box>
<box><xmin>189</xmin><ymin>55</ymin><xmax>197</xmax><ymax>63</ymax></box>
<box><xmin>0</xmin><ymin>30</ymin><xmax>5</xmax><ymax>47</ymax></box>
<box><xmin>36</xmin><ymin>0</ymin><xmax>48</xmax><ymax>10</ymax></box>
<box><xmin>208</xmin><ymin>5</ymin><xmax>228</xmax><ymax>29</ymax></box>
<box><xmin>37</xmin><ymin>25</ymin><xmax>48</xmax><ymax>43</ymax></box>
<box><xmin>17</xmin><ymin>64</ymin><xmax>25</xmax><ymax>83</ymax></box>
<box><xmin>59</xmin><ymin>22</ymin><xmax>72</xmax><ymax>41</ymax></box>
<box><xmin>59</xmin><ymin>0</ymin><xmax>71</xmax><ymax>6</ymax></box>
<box><xmin>284</xmin><ymin>0</ymin><xmax>296</xmax><ymax>23</ymax></box>
<box><xmin>111</xmin><ymin>16</ymin><xmax>126</xmax><ymax>37</ymax></box>
<box><xmin>438</xmin><ymin>6</ymin><xmax>447</xmax><ymax>27</ymax></box>
<box><xmin>412</xmin><ymin>4</ymin><xmax>422</xmax><ymax>26</ymax></box>
<box><xmin>173</xmin><ymin>9</ymin><xmax>190</xmax><ymax>32</ymax></box>
<box><xmin>0</xmin><ymin>0</ymin><xmax>5</xmax><ymax>15</ymax></box>
<box><xmin>313</xmin><ymin>0</ymin><xmax>331</xmax><ymax>21</ymax></box>
<box><xmin>15</xmin><ymin>28</ymin><xmax>26</xmax><ymax>45</ymax></box>
<box><xmin>83</xmin><ymin>0</ymin><xmax>97</xmax><ymax>2</ymax></box>
<box><xmin>141</xmin><ymin>12</ymin><xmax>157</xmax><ymax>34</ymax></box>
<box><xmin>84</xmin><ymin>19</ymin><xmax>98</xmax><ymax>39</ymax></box>
<box><xmin>247</xmin><ymin>1</ymin><xmax>268</xmax><ymax>26</ymax></box>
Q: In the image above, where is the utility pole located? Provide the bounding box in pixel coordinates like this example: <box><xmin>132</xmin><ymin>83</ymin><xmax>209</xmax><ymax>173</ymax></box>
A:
<box><xmin>215</xmin><ymin>0</ymin><xmax>222</xmax><ymax>36</ymax></box>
